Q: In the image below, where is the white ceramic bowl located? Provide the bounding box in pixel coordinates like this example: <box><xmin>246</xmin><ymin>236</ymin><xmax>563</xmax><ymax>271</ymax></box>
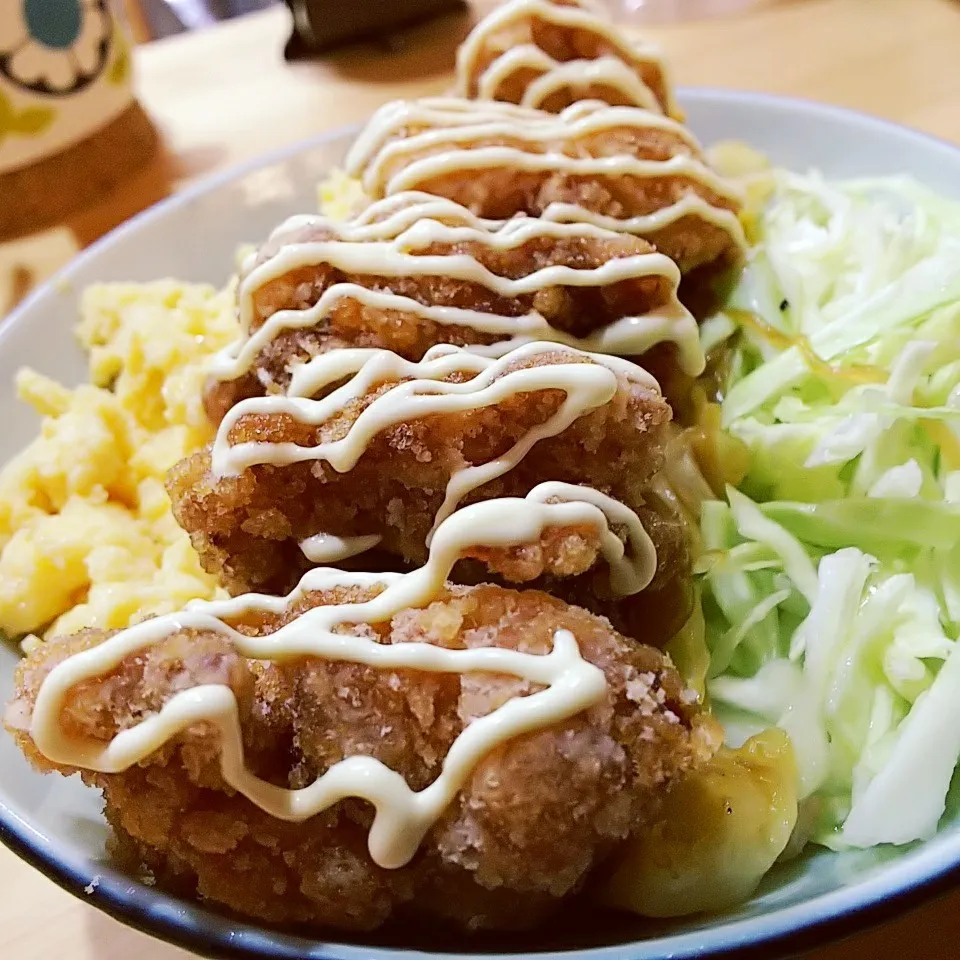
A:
<box><xmin>3</xmin><ymin>90</ymin><xmax>960</xmax><ymax>960</ymax></box>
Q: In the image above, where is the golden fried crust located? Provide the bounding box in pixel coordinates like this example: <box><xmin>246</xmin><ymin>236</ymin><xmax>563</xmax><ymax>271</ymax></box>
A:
<box><xmin>398</xmin><ymin>167</ymin><xmax>738</xmax><ymax>276</ymax></box>
<box><xmin>246</xmin><ymin>223</ymin><xmax>667</xmax><ymax>341</ymax></box>
<box><xmin>5</xmin><ymin>583</ymin><xmax>717</xmax><ymax>932</ymax></box>
<box><xmin>360</xmin><ymin>117</ymin><xmax>741</xmax><ymax>274</ymax></box>
<box><xmin>171</xmin><ymin>353</ymin><xmax>678</xmax><ymax>603</ymax></box>
<box><xmin>204</xmin><ymin>220</ymin><xmax>674</xmax><ymax>422</ymax></box>
<box><xmin>459</xmin><ymin>0</ymin><xmax>674</xmax><ymax>115</ymax></box>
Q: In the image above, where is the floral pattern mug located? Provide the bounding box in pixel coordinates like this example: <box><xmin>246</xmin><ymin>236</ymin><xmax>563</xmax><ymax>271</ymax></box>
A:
<box><xmin>0</xmin><ymin>0</ymin><xmax>133</xmax><ymax>175</ymax></box>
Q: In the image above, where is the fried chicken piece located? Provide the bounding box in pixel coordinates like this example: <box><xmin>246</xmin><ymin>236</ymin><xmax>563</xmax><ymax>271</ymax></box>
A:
<box><xmin>5</xmin><ymin>582</ymin><xmax>719</xmax><ymax>932</ymax></box>
<box><xmin>344</xmin><ymin>98</ymin><xmax>745</xmax><ymax>274</ymax></box>
<box><xmin>455</xmin><ymin>0</ymin><xmax>678</xmax><ymax>116</ymax></box>
<box><xmin>206</xmin><ymin>191</ymin><xmax>693</xmax><ymax>423</ymax></box>
<box><xmin>171</xmin><ymin>347</ymin><xmax>685</xmax><ymax>622</ymax></box>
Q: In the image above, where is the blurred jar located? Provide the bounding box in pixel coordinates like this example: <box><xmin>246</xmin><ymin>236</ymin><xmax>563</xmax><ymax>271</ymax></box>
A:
<box><xmin>0</xmin><ymin>0</ymin><xmax>156</xmax><ymax>237</ymax></box>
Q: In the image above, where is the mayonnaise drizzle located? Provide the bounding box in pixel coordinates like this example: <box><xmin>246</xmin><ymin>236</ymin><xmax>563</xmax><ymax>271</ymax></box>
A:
<box><xmin>378</xmin><ymin>148</ymin><xmax>740</xmax><ymax>211</ymax></box>
<box><xmin>309</xmin><ymin>481</ymin><xmax>653</xmax><ymax>592</ymax></box>
<box><xmin>538</xmin><ymin>193</ymin><xmax>746</xmax><ymax>245</ymax></box>
<box><xmin>23</xmin><ymin>2</ymin><xmax>714</xmax><ymax>873</ymax></box>
<box><xmin>454</xmin><ymin>0</ymin><xmax>674</xmax><ymax>115</ymax></box>
<box><xmin>521</xmin><ymin>55</ymin><xmax>662</xmax><ymax>112</ymax></box>
<box><xmin>210</xmin><ymin>192</ymin><xmax>704</xmax><ymax>384</ymax></box>
<box><xmin>341</xmin><ymin>98</ymin><xmax>744</xmax><ymax>266</ymax></box>
<box><xmin>344</xmin><ymin>98</ymin><xmax>724</xmax><ymax>199</ymax></box>
<box><xmin>29</xmin><ymin>492</ymin><xmax>622</xmax><ymax>869</ymax></box>
<box><xmin>299</xmin><ymin>533</ymin><xmax>383</xmax><ymax>563</ymax></box>
<box><xmin>213</xmin><ymin>342</ymin><xmax>655</xmax><ymax>545</ymax></box>
<box><xmin>521</xmin><ymin>480</ymin><xmax>656</xmax><ymax>594</ymax></box>
<box><xmin>469</xmin><ymin>45</ymin><xmax>661</xmax><ymax>113</ymax></box>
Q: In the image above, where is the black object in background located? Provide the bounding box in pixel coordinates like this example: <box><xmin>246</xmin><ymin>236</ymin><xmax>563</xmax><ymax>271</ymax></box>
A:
<box><xmin>283</xmin><ymin>0</ymin><xmax>467</xmax><ymax>57</ymax></box>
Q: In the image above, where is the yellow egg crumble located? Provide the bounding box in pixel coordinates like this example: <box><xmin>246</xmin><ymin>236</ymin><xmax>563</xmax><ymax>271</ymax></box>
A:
<box><xmin>0</xmin><ymin>281</ymin><xmax>240</xmax><ymax>644</ymax></box>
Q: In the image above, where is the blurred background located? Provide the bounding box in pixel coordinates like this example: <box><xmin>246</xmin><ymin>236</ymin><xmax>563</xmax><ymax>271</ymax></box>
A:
<box><xmin>4</xmin><ymin>0</ymin><xmax>952</xmax><ymax>317</ymax></box>
<box><xmin>121</xmin><ymin>0</ymin><xmax>763</xmax><ymax>40</ymax></box>
<box><xmin>122</xmin><ymin>0</ymin><xmax>277</xmax><ymax>40</ymax></box>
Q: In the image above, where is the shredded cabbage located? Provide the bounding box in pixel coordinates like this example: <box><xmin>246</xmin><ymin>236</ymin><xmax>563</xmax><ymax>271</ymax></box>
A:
<box><xmin>705</xmin><ymin>171</ymin><xmax>960</xmax><ymax>849</ymax></box>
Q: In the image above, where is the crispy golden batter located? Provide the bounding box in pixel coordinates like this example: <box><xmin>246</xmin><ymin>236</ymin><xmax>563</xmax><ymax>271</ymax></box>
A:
<box><xmin>206</xmin><ymin>204</ymin><xmax>680</xmax><ymax>423</ymax></box>
<box><xmin>173</xmin><ymin>350</ymin><xmax>686</xmax><ymax>629</ymax></box>
<box><xmin>5</xmin><ymin>583</ymin><xmax>718</xmax><ymax>932</ymax></box>
<box><xmin>456</xmin><ymin>0</ymin><xmax>676</xmax><ymax>115</ymax></box>
<box><xmin>348</xmin><ymin>99</ymin><xmax>743</xmax><ymax>274</ymax></box>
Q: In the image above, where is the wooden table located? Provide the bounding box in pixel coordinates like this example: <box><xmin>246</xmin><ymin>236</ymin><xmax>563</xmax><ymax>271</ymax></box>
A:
<box><xmin>3</xmin><ymin>0</ymin><xmax>960</xmax><ymax>956</ymax></box>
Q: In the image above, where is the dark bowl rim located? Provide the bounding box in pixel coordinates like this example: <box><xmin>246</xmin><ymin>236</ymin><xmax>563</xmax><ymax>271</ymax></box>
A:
<box><xmin>4</xmin><ymin>87</ymin><xmax>960</xmax><ymax>960</ymax></box>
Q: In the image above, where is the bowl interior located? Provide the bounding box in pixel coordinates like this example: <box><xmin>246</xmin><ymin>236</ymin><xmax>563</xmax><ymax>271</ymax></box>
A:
<box><xmin>3</xmin><ymin>89</ymin><xmax>960</xmax><ymax>960</ymax></box>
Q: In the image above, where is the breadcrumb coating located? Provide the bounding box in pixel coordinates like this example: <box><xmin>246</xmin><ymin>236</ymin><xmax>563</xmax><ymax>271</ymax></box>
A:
<box><xmin>456</xmin><ymin>0</ymin><xmax>676</xmax><ymax>116</ymax></box>
<box><xmin>350</xmin><ymin>100</ymin><xmax>743</xmax><ymax>273</ymax></box>
<box><xmin>5</xmin><ymin>582</ymin><xmax>718</xmax><ymax>932</ymax></box>
<box><xmin>173</xmin><ymin>350</ymin><xmax>687</xmax><ymax>637</ymax></box>
<box><xmin>205</xmin><ymin>205</ymin><xmax>680</xmax><ymax>423</ymax></box>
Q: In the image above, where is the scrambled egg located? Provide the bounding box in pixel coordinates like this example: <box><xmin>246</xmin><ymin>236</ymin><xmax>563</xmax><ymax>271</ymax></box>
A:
<box><xmin>317</xmin><ymin>169</ymin><xmax>369</xmax><ymax>222</ymax></box>
<box><xmin>0</xmin><ymin>281</ymin><xmax>239</xmax><ymax>644</ymax></box>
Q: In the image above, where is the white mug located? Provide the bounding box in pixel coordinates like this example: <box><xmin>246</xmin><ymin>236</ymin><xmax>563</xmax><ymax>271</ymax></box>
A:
<box><xmin>0</xmin><ymin>0</ymin><xmax>135</xmax><ymax>175</ymax></box>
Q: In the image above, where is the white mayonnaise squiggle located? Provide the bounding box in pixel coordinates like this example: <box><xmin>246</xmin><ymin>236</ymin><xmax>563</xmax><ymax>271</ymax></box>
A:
<box><xmin>344</xmin><ymin>98</ymin><xmax>713</xmax><ymax>197</ymax></box>
<box><xmin>520</xmin><ymin>56</ymin><xmax>662</xmax><ymax>112</ymax></box>
<box><xmin>209</xmin><ymin>191</ymin><xmax>703</xmax><ymax>383</ymax></box>
<box><xmin>522</xmin><ymin>481</ymin><xmax>657</xmax><ymax>594</ymax></box>
<box><xmin>341</xmin><ymin>98</ymin><xmax>745</xmax><ymax>269</ymax></box>
<box><xmin>29</xmin><ymin>491</ymin><xmax>630</xmax><ymax>869</ymax></box>
<box><xmin>213</xmin><ymin>342</ymin><xmax>656</xmax><ymax>544</ymax></box>
<box><xmin>299</xmin><ymin>533</ymin><xmax>383</xmax><ymax>563</ymax></box>
<box><xmin>454</xmin><ymin>0</ymin><xmax>675</xmax><ymax>115</ymax></box>
<box><xmin>23</xmin><ymin>0</ymin><xmax>707</xmax><ymax>885</ymax></box>
<box><xmin>469</xmin><ymin>46</ymin><xmax>662</xmax><ymax>113</ymax></box>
